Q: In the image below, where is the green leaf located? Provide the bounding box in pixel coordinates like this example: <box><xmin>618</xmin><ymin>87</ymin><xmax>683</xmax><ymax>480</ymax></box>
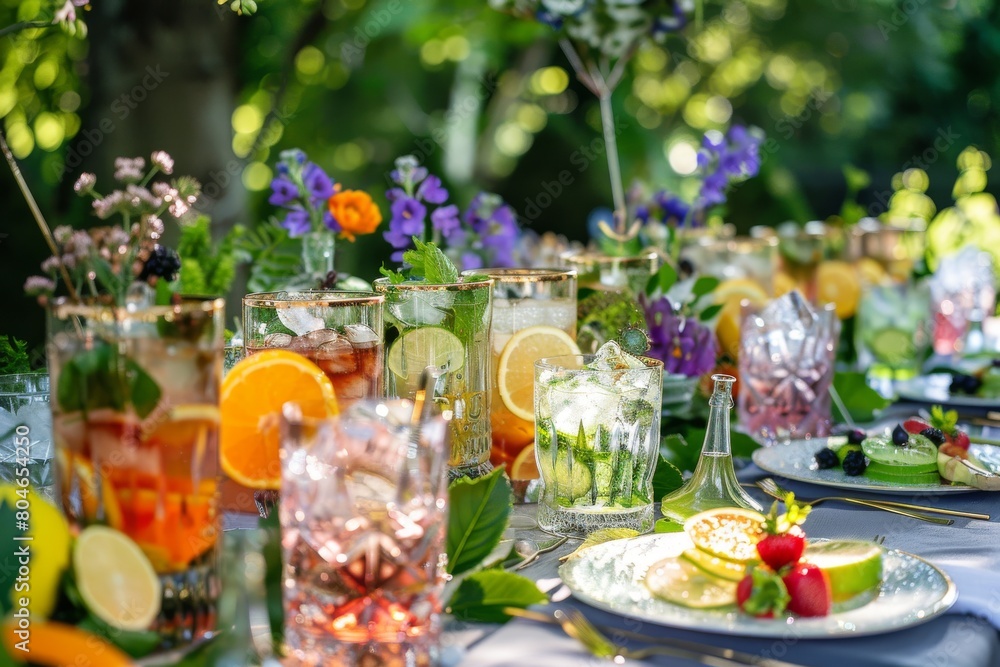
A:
<box><xmin>729</xmin><ymin>430</ymin><xmax>761</xmax><ymax>458</ymax></box>
<box><xmin>446</xmin><ymin>467</ymin><xmax>512</xmax><ymax>576</ymax></box>
<box><xmin>652</xmin><ymin>456</ymin><xmax>684</xmax><ymax>497</ymax></box>
<box><xmin>649</xmin><ymin>263</ymin><xmax>678</xmax><ymax>297</ymax></box>
<box><xmin>562</xmin><ymin>528</ymin><xmax>639</xmax><ymax>561</ymax></box>
<box><xmin>660</xmin><ymin>433</ymin><xmax>699</xmax><ymax>474</ymax></box>
<box><xmin>698</xmin><ymin>303</ymin><xmax>723</xmax><ymax>322</ymax></box>
<box><xmin>56</xmin><ymin>344</ymin><xmax>162</xmax><ymax>418</ymax></box>
<box><xmin>378</xmin><ymin>264</ymin><xmax>405</xmax><ymax>283</ymax></box>
<box><xmin>404</xmin><ymin>238</ymin><xmax>459</xmax><ymax>284</ymax></box>
<box><xmin>692</xmin><ymin>276</ymin><xmax>720</xmax><ymax>298</ymax></box>
<box><xmin>0</xmin><ymin>336</ymin><xmax>31</xmax><ymax>374</ymax></box>
<box><xmin>831</xmin><ymin>371</ymin><xmax>891</xmax><ymax>423</ymax></box>
<box><xmin>447</xmin><ymin>570</ymin><xmax>546</xmax><ymax>622</ymax></box>
<box><xmin>77</xmin><ymin>614</ymin><xmax>161</xmax><ymax>658</ymax></box>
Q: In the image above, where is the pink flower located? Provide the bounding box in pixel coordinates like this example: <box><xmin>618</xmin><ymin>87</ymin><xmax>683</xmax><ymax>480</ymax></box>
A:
<box><xmin>113</xmin><ymin>157</ymin><xmax>145</xmax><ymax>183</ymax></box>
<box><xmin>23</xmin><ymin>276</ymin><xmax>56</xmax><ymax>296</ymax></box>
<box><xmin>73</xmin><ymin>172</ymin><xmax>96</xmax><ymax>195</ymax></box>
<box><xmin>150</xmin><ymin>151</ymin><xmax>174</xmax><ymax>175</ymax></box>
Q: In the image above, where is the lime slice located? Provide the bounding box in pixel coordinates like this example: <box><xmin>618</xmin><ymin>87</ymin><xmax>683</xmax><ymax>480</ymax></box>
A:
<box><xmin>683</xmin><ymin>507</ymin><xmax>766</xmax><ymax>564</ymax></box>
<box><xmin>680</xmin><ymin>549</ymin><xmax>748</xmax><ymax>582</ymax></box>
<box><xmin>862</xmin><ymin>434</ymin><xmax>937</xmax><ymax>466</ymax></box>
<box><xmin>645</xmin><ymin>557</ymin><xmax>737</xmax><ymax>609</ymax></box>
<box><xmin>74</xmin><ymin>526</ymin><xmax>161</xmax><ymax>631</ymax></box>
<box><xmin>834</xmin><ymin>443</ymin><xmax>862</xmax><ymax>463</ymax></box>
<box><xmin>867</xmin><ymin>328</ymin><xmax>914</xmax><ymax>366</ymax></box>
<box><xmin>386</xmin><ymin>326</ymin><xmax>465</xmax><ymax>380</ymax></box>
<box><xmin>802</xmin><ymin>540</ymin><xmax>883</xmax><ymax>602</ymax></box>
<box><xmin>536</xmin><ymin>440</ymin><xmax>593</xmax><ymax>502</ymax></box>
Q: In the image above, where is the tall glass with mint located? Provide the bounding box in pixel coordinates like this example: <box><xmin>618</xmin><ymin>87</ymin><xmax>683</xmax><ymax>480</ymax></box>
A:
<box><xmin>534</xmin><ymin>342</ymin><xmax>663</xmax><ymax>537</ymax></box>
<box><xmin>375</xmin><ymin>240</ymin><xmax>494</xmax><ymax>479</ymax></box>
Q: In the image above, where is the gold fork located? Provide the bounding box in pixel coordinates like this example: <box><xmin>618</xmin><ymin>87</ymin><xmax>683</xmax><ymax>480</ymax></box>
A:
<box><xmin>756</xmin><ymin>478</ymin><xmax>956</xmax><ymax>525</ymax></box>
<box><xmin>505</xmin><ymin>607</ymin><xmax>806</xmax><ymax>666</ymax></box>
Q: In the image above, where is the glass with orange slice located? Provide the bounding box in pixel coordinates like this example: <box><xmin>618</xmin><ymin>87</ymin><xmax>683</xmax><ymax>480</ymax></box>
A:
<box><xmin>469</xmin><ymin>269</ymin><xmax>580</xmax><ymax>486</ymax></box>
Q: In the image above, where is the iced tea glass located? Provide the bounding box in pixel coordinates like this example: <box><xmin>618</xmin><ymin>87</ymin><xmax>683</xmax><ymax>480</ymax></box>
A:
<box><xmin>374</xmin><ymin>277</ymin><xmax>493</xmax><ymax>480</ymax></box>
<box><xmin>47</xmin><ymin>297</ymin><xmax>225</xmax><ymax>650</ymax></box>
<box><xmin>243</xmin><ymin>291</ymin><xmax>385</xmax><ymax>407</ymax></box>
<box><xmin>279</xmin><ymin>400</ymin><xmax>450</xmax><ymax>666</ymax></box>
<box><xmin>469</xmin><ymin>269</ymin><xmax>577</xmax><ymax>471</ymax></box>
<box><xmin>534</xmin><ymin>345</ymin><xmax>663</xmax><ymax>537</ymax></box>
<box><xmin>738</xmin><ymin>291</ymin><xmax>840</xmax><ymax>445</ymax></box>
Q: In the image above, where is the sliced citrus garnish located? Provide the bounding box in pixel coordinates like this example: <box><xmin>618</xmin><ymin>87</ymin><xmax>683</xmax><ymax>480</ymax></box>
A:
<box><xmin>386</xmin><ymin>326</ymin><xmax>465</xmax><ymax>382</ymax></box>
<box><xmin>683</xmin><ymin>507</ymin><xmax>766</xmax><ymax>564</ymax></box>
<box><xmin>773</xmin><ymin>271</ymin><xmax>796</xmax><ymax>296</ymax></box>
<box><xmin>680</xmin><ymin>548</ymin><xmax>748</xmax><ymax>582</ymax></box>
<box><xmin>2</xmin><ymin>620</ymin><xmax>133</xmax><ymax>667</ymax></box>
<box><xmin>221</xmin><ymin>350</ymin><xmax>339</xmax><ymax>490</ymax></box>
<box><xmin>802</xmin><ymin>540</ymin><xmax>883</xmax><ymax>602</ymax></box>
<box><xmin>74</xmin><ymin>525</ymin><xmax>161</xmax><ymax>631</ymax></box>
<box><xmin>497</xmin><ymin>325</ymin><xmax>580</xmax><ymax>421</ymax></box>
<box><xmin>510</xmin><ymin>443</ymin><xmax>540</xmax><ymax>481</ymax></box>
<box><xmin>817</xmin><ymin>260</ymin><xmax>861</xmax><ymax>319</ymax></box>
<box><xmin>855</xmin><ymin>257</ymin><xmax>888</xmax><ymax>286</ymax></box>
<box><xmin>645</xmin><ymin>556</ymin><xmax>737</xmax><ymax>609</ymax></box>
<box><xmin>713</xmin><ymin>279</ymin><xmax>769</xmax><ymax>360</ymax></box>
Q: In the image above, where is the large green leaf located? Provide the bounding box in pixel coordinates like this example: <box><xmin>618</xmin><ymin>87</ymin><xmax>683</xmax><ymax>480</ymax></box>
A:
<box><xmin>447</xmin><ymin>570</ymin><xmax>546</xmax><ymax>623</ymax></box>
<box><xmin>651</xmin><ymin>456</ymin><xmax>684</xmax><ymax>497</ymax></box>
<box><xmin>660</xmin><ymin>427</ymin><xmax>760</xmax><ymax>474</ymax></box>
<box><xmin>832</xmin><ymin>371</ymin><xmax>892</xmax><ymax>423</ymax></box>
<box><xmin>446</xmin><ymin>468</ymin><xmax>512</xmax><ymax>576</ymax></box>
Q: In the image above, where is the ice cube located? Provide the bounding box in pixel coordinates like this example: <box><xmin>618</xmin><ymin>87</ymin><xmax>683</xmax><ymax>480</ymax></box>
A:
<box><xmin>264</xmin><ymin>332</ymin><xmax>293</xmax><ymax>348</ymax></box>
<box><xmin>277</xmin><ymin>306</ymin><xmax>325</xmax><ymax>336</ymax></box>
<box><xmin>314</xmin><ymin>335</ymin><xmax>358</xmax><ymax>375</ymax></box>
<box><xmin>549</xmin><ymin>377</ymin><xmax>619</xmax><ymax>439</ymax></box>
<box><xmin>299</xmin><ymin>328</ymin><xmax>342</xmax><ymax>347</ymax></box>
<box><xmin>587</xmin><ymin>341</ymin><xmax>647</xmax><ymax>371</ymax></box>
<box><xmin>341</xmin><ymin>324</ymin><xmax>379</xmax><ymax>345</ymax></box>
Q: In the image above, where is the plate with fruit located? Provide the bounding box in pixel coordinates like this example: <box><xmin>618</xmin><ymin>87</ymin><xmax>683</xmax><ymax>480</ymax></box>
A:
<box><xmin>896</xmin><ymin>365</ymin><xmax>1000</xmax><ymax>408</ymax></box>
<box><xmin>752</xmin><ymin>408</ymin><xmax>1000</xmax><ymax>494</ymax></box>
<box><xmin>559</xmin><ymin>502</ymin><xmax>956</xmax><ymax>638</ymax></box>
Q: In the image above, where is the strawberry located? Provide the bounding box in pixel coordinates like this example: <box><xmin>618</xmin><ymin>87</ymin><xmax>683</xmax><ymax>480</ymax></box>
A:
<box><xmin>737</xmin><ymin>567</ymin><xmax>790</xmax><ymax>618</ymax></box>
<box><xmin>756</xmin><ymin>493</ymin><xmax>811</xmax><ymax>570</ymax></box>
<box><xmin>928</xmin><ymin>405</ymin><xmax>971</xmax><ymax>451</ymax></box>
<box><xmin>951</xmin><ymin>430</ymin><xmax>971</xmax><ymax>451</ymax></box>
<box><xmin>903</xmin><ymin>418</ymin><xmax>931</xmax><ymax>434</ymax></box>
<box><xmin>782</xmin><ymin>563</ymin><xmax>832</xmax><ymax>617</ymax></box>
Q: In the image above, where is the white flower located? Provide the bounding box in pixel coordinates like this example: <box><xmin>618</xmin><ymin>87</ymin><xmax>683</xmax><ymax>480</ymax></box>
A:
<box><xmin>93</xmin><ymin>191</ymin><xmax>124</xmax><ymax>219</ymax></box>
<box><xmin>41</xmin><ymin>256</ymin><xmax>62</xmax><ymax>273</ymax></box>
<box><xmin>150</xmin><ymin>151</ymin><xmax>174</xmax><ymax>175</ymax></box>
<box><xmin>113</xmin><ymin>157</ymin><xmax>145</xmax><ymax>183</ymax></box>
<box><xmin>73</xmin><ymin>172</ymin><xmax>96</xmax><ymax>195</ymax></box>
<box><xmin>145</xmin><ymin>215</ymin><xmax>165</xmax><ymax>239</ymax></box>
<box><xmin>107</xmin><ymin>227</ymin><xmax>131</xmax><ymax>248</ymax></box>
<box><xmin>53</xmin><ymin>225</ymin><xmax>73</xmax><ymax>244</ymax></box>
<box><xmin>23</xmin><ymin>276</ymin><xmax>56</xmax><ymax>296</ymax></box>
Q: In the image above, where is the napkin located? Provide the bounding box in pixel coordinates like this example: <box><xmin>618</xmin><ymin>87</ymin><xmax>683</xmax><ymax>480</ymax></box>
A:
<box><xmin>941</xmin><ymin>564</ymin><xmax>1000</xmax><ymax>629</ymax></box>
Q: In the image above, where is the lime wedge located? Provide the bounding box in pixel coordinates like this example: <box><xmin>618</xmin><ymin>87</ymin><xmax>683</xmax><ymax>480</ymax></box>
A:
<box><xmin>680</xmin><ymin>549</ymin><xmax>748</xmax><ymax>582</ymax></box>
<box><xmin>801</xmin><ymin>540</ymin><xmax>883</xmax><ymax>602</ymax></box>
<box><xmin>74</xmin><ymin>526</ymin><xmax>161</xmax><ymax>631</ymax></box>
<box><xmin>645</xmin><ymin>556</ymin><xmax>737</xmax><ymax>609</ymax></box>
<box><xmin>386</xmin><ymin>326</ymin><xmax>464</xmax><ymax>380</ymax></box>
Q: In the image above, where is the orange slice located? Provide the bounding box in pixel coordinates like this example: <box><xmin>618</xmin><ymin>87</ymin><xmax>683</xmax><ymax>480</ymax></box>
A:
<box><xmin>817</xmin><ymin>260</ymin><xmax>861</xmax><ymax>319</ymax></box>
<box><xmin>510</xmin><ymin>443</ymin><xmax>540</xmax><ymax>481</ymax></box>
<box><xmin>713</xmin><ymin>279</ymin><xmax>769</xmax><ymax>360</ymax></box>
<box><xmin>2</xmin><ymin>620</ymin><xmax>133</xmax><ymax>667</ymax></box>
<box><xmin>221</xmin><ymin>350</ymin><xmax>339</xmax><ymax>490</ymax></box>
<box><xmin>497</xmin><ymin>326</ymin><xmax>580</xmax><ymax>422</ymax></box>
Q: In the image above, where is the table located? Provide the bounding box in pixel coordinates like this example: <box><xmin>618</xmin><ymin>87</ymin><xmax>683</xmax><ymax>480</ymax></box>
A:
<box><xmin>453</xmin><ymin>466</ymin><xmax>1000</xmax><ymax>667</ymax></box>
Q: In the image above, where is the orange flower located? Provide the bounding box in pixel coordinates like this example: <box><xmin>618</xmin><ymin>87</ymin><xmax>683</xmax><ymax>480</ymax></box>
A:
<box><xmin>327</xmin><ymin>190</ymin><xmax>382</xmax><ymax>242</ymax></box>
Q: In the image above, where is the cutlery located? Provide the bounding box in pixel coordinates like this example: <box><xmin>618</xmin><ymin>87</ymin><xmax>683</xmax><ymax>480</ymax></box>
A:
<box><xmin>505</xmin><ymin>536</ymin><xmax>568</xmax><ymax>571</ymax></box>
<box><xmin>756</xmin><ymin>478</ymin><xmax>954</xmax><ymax>525</ymax></box>
<box><xmin>504</xmin><ymin>607</ymin><xmax>807</xmax><ymax>667</ymax></box>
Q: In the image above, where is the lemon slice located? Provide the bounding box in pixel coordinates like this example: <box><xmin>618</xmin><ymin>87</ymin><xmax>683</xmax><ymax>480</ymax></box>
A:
<box><xmin>74</xmin><ymin>526</ymin><xmax>161</xmax><ymax>631</ymax></box>
<box><xmin>683</xmin><ymin>507</ymin><xmax>766</xmax><ymax>564</ymax></box>
<box><xmin>497</xmin><ymin>325</ymin><xmax>580</xmax><ymax>421</ymax></box>
<box><xmin>645</xmin><ymin>556</ymin><xmax>737</xmax><ymax>609</ymax></box>
<box><xmin>510</xmin><ymin>443</ymin><xmax>540</xmax><ymax>481</ymax></box>
<box><xmin>802</xmin><ymin>540</ymin><xmax>883</xmax><ymax>602</ymax></box>
<box><xmin>817</xmin><ymin>260</ymin><xmax>861</xmax><ymax>319</ymax></box>
<box><xmin>387</xmin><ymin>326</ymin><xmax>465</xmax><ymax>381</ymax></box>
<box><xmin>680</xmin><ymin>548</ymin><xmax>748</xmax><ymax>582</ymax></box>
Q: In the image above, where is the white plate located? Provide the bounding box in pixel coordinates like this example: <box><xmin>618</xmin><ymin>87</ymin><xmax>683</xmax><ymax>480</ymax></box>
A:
<box><xmin>896</xmin><ymin>373</ymin><xmax>1000</xmax><ymax>409</ymax></box>
<box><xmin>559</xmin><ymin>533</ymin><xmax>957</xmax><ymax>639</ymax></box>
<box><xmin>752</xmin><ymin>437</ymin><xmax>1000</xmax><ymax>494</ymax></box>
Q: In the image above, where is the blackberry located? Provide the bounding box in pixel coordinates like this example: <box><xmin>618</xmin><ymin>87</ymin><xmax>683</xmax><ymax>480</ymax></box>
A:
<box><xmin>814</xmin><ymin>447</ymin><xmax>839</xmax><ymax>470</ymax></box>
<box><xmin>950</xmin><ymin>373</ymin><xmax>982</xmax><ymax>395</ymax></box>
<box><xmin>842</xmin><ymin>450</ymin><xmax>868</xmax><ymax>476</ymax></box>
<box><xmin>846</xmin><ymin>428</ymin><xmax>866</xmax><ymax>445</ymax></box>
<box><xmin>920</xmin><ymin>427</ymin><xmax>946</xmax><ymax>446</ymax></box>
<box><xmin>139</xmin><ymin>244</ymin><xmax>181</xmax><ymax>282</ymax></box>
<box><xmin>891</xmin><ymin>424</ymin><xmax>909</xmax><ymax>446</ymax></box>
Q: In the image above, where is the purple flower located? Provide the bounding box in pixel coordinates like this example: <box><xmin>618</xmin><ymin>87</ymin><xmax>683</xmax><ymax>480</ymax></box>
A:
<box><xmin>302</xmin><ymin>163</ymin><xmax>335</xmax><ymax>202</ymax></box>
<box><xmin>652</xmin><ymin>191</ymin><xmax>690</xmax><ymax>223</ymax></box>
<box><xmin>460</xmin><ymin>252</ymin><xmax>484</xmax><ymax>270</ymax></box>
<box><xmin>390</xmin><ymin>197</ymin><xmax>427</xmax><ymax>235</ymax></box>
<box><xmin>417</xmin><ymin>175</ymin><xmax>449</xmax><ymax>204</ymax></box>
<box><xmin>323</xmin><ymin>210</ymin><xmax>342</xmax><ymax>233</ymax></box>
<box><xmin>268</xmin><ymin>176</ymin><xmax>299</xmax><ymax>206</ymax></box>
<box><xmin>383</xmin><ymin>226</ymin><xmax>412</xmax><ymax>250</ymax></box>
<box><xmin>386</xmin><ymin>187</ymin><xmax>406</xmax><ymax>202</ymax></box>
<box><xmin>643</xmin><ymin>297</ymin><xmax>717</xmax><ymax>377</ymax></box>
<box><xmin>281</xmin><ymin>209</ymin><xmax>311</xmax><ymax>236</ymax></box>
<box><xmin>431</xmin><ymin>204</ymin><xmax>461</xmax><ymax>236</ymax></box>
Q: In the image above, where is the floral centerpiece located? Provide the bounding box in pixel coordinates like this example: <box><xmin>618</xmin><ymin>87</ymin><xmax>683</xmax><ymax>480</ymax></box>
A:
<box><xmin>383</xmin><ymin>155</ymin><xmax>521</xmax><ymax>270</ymax></box>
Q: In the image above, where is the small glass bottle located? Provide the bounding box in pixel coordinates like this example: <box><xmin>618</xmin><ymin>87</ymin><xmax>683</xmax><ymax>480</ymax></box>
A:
<box><xmin>660</xmin><ymin>374</ymin><xmax>762</xmax><ymax>523</ymax></box>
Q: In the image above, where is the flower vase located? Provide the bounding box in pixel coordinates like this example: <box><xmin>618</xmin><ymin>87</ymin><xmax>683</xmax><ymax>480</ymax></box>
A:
<box><xmin>286</xmin><ymin>231</ymin><xmax>370</xmax><ymax>291</ymax></box>
<box><xmin>660</xmin><ymin>374</ymin><xmax>762</xmax><ymax>523</ymax></box>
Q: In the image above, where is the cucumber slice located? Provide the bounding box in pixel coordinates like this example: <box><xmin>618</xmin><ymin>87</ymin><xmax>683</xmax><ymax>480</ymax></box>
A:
<box><xmin>866</xmin><ymin>461</ymin><xmax>940</xmax><ymax>476</ymax></box>
<box><xmin>866</xmin><ymin>328</ymin><xmax>915</xmax><ymax>366</ymax></box>
<box><xmin>861</xmin><ymin>434</ymin><xmax>937</xmax><ymax>467</ymax></box>
<box><xmin>864</xmin><ymin>466</ymin><xmax>940</xmax><ymax>485</ymax></box>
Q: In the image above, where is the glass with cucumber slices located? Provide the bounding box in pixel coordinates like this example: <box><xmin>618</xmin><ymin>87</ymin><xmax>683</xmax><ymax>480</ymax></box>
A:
<box><xmin>534</xmin><ymin>342</ymin><xmax>663</xmax><ymax>537</ymax></box>
<box><xmin>856</xmin><ymin>281</ymin><xmax>931</xmax><ymax>395</ymax></box>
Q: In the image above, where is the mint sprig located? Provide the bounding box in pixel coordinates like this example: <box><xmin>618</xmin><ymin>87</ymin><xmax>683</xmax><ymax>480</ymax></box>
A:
<box><xmin>402</xmin><ymin>237</ymin><xmax>459</xmax><ymax>284</ymax></box>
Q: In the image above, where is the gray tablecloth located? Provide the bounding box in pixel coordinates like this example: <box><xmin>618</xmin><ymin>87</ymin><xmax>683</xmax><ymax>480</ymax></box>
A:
<box><xmin>455</xmin><ymin>466</ymin><xmax>1000</xmax><ymax>667</ymax></box>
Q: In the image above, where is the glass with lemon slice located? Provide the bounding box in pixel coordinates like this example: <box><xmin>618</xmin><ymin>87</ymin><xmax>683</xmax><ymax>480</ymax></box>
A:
<box><xmin>467</xmin><ymin>269</ymin><xmax>578</xmax><ymax>481</ymax></box>
<box><xmin>47</xmin><ymin>297</ymin><xmax>225</xmax><ymax>649</ymax></box>
<box><xmin>375</xmin><ymin>276</ymin><xmax>494</xmax><ymax>479</ymax></box>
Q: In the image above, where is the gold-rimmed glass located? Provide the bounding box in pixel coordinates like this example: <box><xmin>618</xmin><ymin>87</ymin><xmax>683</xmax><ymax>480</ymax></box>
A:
<box><xmin>561</xmin><ymin>249</ymin><xmax>660</xmax><ymax>295</ymax></box>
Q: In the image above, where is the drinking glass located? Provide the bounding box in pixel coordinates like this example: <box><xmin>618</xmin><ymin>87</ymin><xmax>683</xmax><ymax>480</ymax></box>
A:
<box><xmin>48</xmin><ymin>297</ymin><xmax>225</xmax><ymax>649</ymax></box>
<box><xmin>738</xmin><ymin>291</ymin><xmax>839</xmax><ymax>445</ymax></box>
<box><xmin>561</xmin><ymin>249</ymin><xmax>660</xmax><ymax>295</ymax></box>
<box><xmin>468</xmin><ymin>268</ymin><xmax>577</xmax><ymax>471</ymax></box>
<box><xmin>374</xmin><ymin>277</ymin><xmax>493</xmax><ymax>480</ymax></box>
<box><xmin>243</xmin><ymin>290</ymin><xmax>384</xmax><ymax>408</ymax></box>
<box><xmin>848</xmin><ymin>217</ymin><xmax>926</xmax><ymax>284</ymax></box>
<box><xmin>856</xmin><ymin>281</ymin><xmax>932</xmax><ymax>396</ymax></box>
<box><xmin>680</xmin><ymin>236</ymin><xmax>778</xmax><ymax>294</ymax></box>
<box><xmin>774</xmin><ymin>222</ymin><xmax>828</xmax><ymax>302</ymax></box>
<box><xmin>534</xmin><ymin>346</ymin><xmax>663</xmax><ymax>537</ymax></box>
<box><xmin>279</xmin><ymin>399</ymin><xmax>450</xmax><ymax>666</ymax></box>
<box><xmin>0</xmin><ymin>373</ymin><xmax>55</xmax><ymax>502</ymax></box>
